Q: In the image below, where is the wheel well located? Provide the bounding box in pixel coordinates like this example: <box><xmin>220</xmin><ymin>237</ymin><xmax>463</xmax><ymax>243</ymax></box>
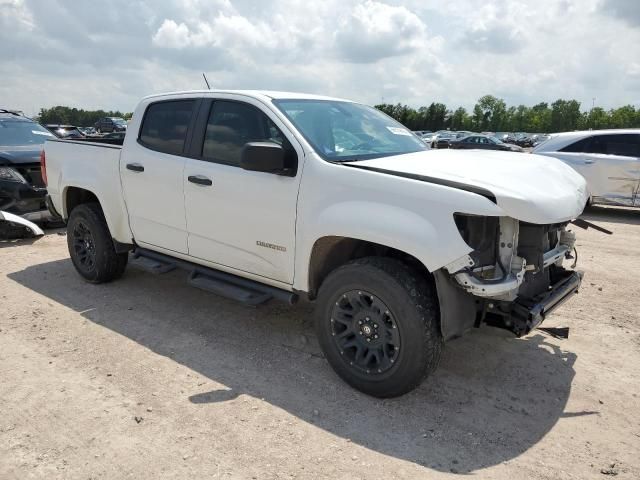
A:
<box><xmin>307</xmin><ymin>236</ymin><xmax>432</xmax><ymax>299</ymax></box>
<box><xmin>64</xmin><ymin>187</ymin><xmax>99</xmax><ymax>217</ymax></box>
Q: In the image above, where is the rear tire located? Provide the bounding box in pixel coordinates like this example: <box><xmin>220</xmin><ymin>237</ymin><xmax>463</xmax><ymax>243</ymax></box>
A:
<box><xmin>67</xmin><ymin>203</ymin><xmax>127</xmax><ymax>283</ymax></box>
<box><xmin>315</xmin><ymin>257</ymin><xmax>442</xmax><ymax>397</ymax></box>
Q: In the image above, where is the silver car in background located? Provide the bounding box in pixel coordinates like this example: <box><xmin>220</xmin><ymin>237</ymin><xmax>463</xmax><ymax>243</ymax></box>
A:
<box><xmin>532</xmin><ymin>129</ymin><xmax>640</xmax><ymax>207</ymax></box>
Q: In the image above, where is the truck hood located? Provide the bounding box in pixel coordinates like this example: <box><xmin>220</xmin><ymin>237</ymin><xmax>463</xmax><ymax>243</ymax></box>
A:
<box><xmin>0</xmin><ymin>145</ymin><xmax>42</xmax><ymax>165</ymax></box>
<box><xmin>355</xmin><ymin>149</ymin><xmax>588</xmax><ymax>224</ymax></box>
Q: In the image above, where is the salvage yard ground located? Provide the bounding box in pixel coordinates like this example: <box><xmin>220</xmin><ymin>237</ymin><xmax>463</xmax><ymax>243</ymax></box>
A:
<box><xmin>1</xmin><ymin>206</ymin><xmax>639</xmax><ymax>479</ymax></box>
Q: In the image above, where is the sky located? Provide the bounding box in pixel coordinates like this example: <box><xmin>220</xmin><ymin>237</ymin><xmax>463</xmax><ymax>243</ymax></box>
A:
<box><xmin>1</xmin><ymin>0</ymin><xmax>639</xmax><ymax>116</ymax></box>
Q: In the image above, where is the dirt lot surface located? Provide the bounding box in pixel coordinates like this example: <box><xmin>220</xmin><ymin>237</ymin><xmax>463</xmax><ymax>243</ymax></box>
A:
<box><xmin>1</xmin><ymin>206</ymin><xmax>639</xmax><ymax>479</ymax></box>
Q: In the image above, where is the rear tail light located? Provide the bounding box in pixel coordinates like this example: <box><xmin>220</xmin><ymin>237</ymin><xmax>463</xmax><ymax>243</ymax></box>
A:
<box><xmin>40</xmin><ymin>149</ymin><xmax>48</xmax><ymax>186</ymax></box>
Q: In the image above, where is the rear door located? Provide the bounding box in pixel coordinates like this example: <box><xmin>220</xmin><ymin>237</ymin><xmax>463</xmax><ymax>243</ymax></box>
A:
<box><xmin>182</xmin><ymin>96</ymin><xmax>303</xmax><ymax>284</ymax></box>
<box><xmin>120</xmin><ymin>99</ymin><xmax>199</xmax><ymax>253</ymax></box>
<box><xmin>558</xmin><ymin>134</ymin><xmax>640</xmax><ymax>206</ymax></box>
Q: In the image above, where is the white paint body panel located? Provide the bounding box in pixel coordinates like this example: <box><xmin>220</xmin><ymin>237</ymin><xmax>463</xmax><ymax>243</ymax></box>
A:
<box><xmin>182</xmin><ymin>92</ymin><xmax>304</xmax><ymax>284</ymax></box>
<box><xmin>356</xmin><ymin>149</ymin><xmax>589</xmax><ymax>224</ymax></box>
<box><xmin>45</xmin><ymin>90</ymin><xmax>588</xmax><ymax>294</ymax></box>
<box><xmin>44</xmin><ymin>140</ymin><xmax>133</xmax><ymax>244</ymax></box>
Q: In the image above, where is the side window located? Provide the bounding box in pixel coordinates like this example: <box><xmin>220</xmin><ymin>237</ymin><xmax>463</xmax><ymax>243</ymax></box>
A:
<box><xmin>202</xmin><ymin>101</ymin><xmax>289</xmax><ymax>167</ymax></box>
<box><xmin>587</xmin><ymin>134</ymin><xmax>639</xmax><ymax>157</ymax></box>
<box><xmin>560</xmin><ymin>137</ymin><xmax>590</xmax><ymax>153</ymax></box>
<box><xmin>139</xmin><ymin>100</ymin><xmax>195</xmax><ymax>155</ymax></box>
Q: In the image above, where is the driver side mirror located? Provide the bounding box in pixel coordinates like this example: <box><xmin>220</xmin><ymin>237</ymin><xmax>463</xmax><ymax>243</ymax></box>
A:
<box><xmin>240</xmin><ymin>142</ymin><xmax>289</xmax><ymax>175</ymax></box>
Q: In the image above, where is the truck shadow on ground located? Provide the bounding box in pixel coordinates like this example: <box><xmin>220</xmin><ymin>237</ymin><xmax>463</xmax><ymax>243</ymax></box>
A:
<box><xmin>8</xmin><ymin>258</ymin><xmax>591</xmax><ymax>474</ymax></box>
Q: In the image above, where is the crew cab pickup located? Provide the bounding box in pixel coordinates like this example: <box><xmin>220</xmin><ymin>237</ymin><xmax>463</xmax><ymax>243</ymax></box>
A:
<box><xmin>44</xmin><ymin>90</ymin><xmax>588</xmax><ymax>397</ymax></box>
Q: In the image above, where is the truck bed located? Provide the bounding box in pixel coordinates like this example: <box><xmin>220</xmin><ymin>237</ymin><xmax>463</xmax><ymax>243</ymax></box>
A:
<box><xmin>44</xmin><ymin>137</ymin><xmax>131</xmax><ymax>243</ymax></box>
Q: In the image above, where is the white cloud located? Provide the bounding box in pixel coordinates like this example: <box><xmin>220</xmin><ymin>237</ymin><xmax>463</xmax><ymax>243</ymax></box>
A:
<box><xmin>0</xmin><ymin>0</ymin><xmax>34</xmax><ymax>30</ymax></box>
<box><xmin>152</xmin><ymin>19</ymin><xmax>191</xmax><ymax>48</ymax></box>
<box><xmin>0</xmin><ymin>0</ymin><xmax>639</xmax><ymax>115</ymax></box>
<box><xmin>334</xmin><ymin>1</ymin><xmax>429</xmax><ymax>62</ymax></box>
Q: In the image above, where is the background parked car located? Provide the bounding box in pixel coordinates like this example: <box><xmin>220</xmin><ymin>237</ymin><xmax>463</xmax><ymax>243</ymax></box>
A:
<box><xmin>449</xmin><ymin>134</ymin><xmax>524</xmax><ymax>152</ymax></box>
<box><xmin>44</xmin><ymin>124</ymin><xmax>85</xmax><ymax>139</ymax></box>
<box><xmin>412</xmin><ymin>130</ymin><xmax>432</xmax><ymax>138</ymax></box>
<box><xmin>532</xmin><ymin>129</ymin><xmax>640</xmax><ymax>207</ymax></box>
<box><xmin>431</xmin><ymin>131</ymin><xmax>456</xmax><ymax>148</ymax></box>
<box><xmin>100</xmin><ymin>131</ymin><xmax>126</xmax><ymax>142</ymax></box>
<box><xmin>94</xmin><ymin>117</ymin><xmax>127</xmax><ymax>133</ymax></box>
<box><xmin>0</xmin><ymin>109</ymin><xmax>55</xmax><ymax>224</ymax></box>
<box><xmin>452</xmin><ymin>130</ymin><xmax>471</xmax><ymax>139</ymax></box>
<box><xmin>78</xmin><ymin>126</ymin><xmax>97</xmax><ymax>136</ymax></box>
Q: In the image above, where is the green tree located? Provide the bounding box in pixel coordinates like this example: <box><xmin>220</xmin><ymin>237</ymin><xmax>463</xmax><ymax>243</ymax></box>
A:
<box><xmin>472</xmin><ymin>95</ymin><xmax>507</xmax><ymax>131</ymax></box>
<box><xmin>449</xmin><ymin>107</ymin><xmax>470</xmax><ymax>131</ymax></box>
<box><xmin>550</xmin><ymin>99</ymin><xmax>581</xmax><ymax>132</ymax></box>
<box><xmin>375</xmin><ymin>98</ymin><xmax>638</xmax><ymax>133</ymax></box>
<box><xmin>36</xmin><ymin>106</ymin><xmax>133</xmax><ymax>127</ymax></box>
<box><xmin>608</xmin><ymin>105</ymin><xmax>639</xmax><ymax>128</ymax></box>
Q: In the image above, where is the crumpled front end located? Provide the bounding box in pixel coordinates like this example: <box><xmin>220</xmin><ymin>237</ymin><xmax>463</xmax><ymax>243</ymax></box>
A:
<box><xmin>443</xmin><ymin>215</ymin><xmax>583</xmax><ymax>336</ymax></box>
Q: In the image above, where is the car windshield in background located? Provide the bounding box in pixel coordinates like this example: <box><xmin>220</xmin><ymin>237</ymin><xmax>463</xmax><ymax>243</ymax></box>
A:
<box><xmin>273</xmin><ymin>99</ymin><xmax>427</xmax><ymax>161</ymax></box>
<box><xmin>489</xmin><ymin>136</ymin><xmax>504</xmax><ymax>144</ymax></box>
<box><xmin>0</xmin><ymin>120</ymin><xmax>54</xmax><ymax>146</ymax></box>
<box><xmin>113</xmin><ymin>118</ymin><xmax>126</xmax><ymax>124</ymax></box>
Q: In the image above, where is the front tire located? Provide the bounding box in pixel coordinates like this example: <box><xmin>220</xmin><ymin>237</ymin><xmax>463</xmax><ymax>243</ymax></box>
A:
<box><xmin>67</xmin><ymin>203</ymin><xmax>128</xmax><ymax>283</ymax></box>
<box><xmin>315</xmin><ymin>257</ymin><xmax>442</xmax><ymax>397</ymax></box>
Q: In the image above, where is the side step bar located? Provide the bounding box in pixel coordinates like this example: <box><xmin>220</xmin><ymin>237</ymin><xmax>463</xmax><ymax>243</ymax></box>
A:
<box><xmin>131</xmin><ymin>248</ymin><xmax>298</xmax><ymax>306</ymax></box>
<box><xmin>131</xmin><ymin>251</ymin><xmax>176</xmax><ymax>274</ymax></box>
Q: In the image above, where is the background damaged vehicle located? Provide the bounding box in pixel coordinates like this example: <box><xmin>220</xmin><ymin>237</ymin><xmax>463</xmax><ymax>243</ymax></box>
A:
<box><xmin>0</xmin><ymin>109</ymin><xmax>56</xmax><ymax>237</ymax></box>
<box><xmin>43</xmin><ymin>90</ymin><xmax>588</xmax><ymax>397</ymax></box>
<box><xmin>532</xmin><ymin>129</ymin><xmax>640</xmax><ymax>207</ymax></box>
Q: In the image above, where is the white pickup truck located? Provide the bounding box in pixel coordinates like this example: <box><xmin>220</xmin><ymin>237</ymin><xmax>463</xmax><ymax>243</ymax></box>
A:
<box><xmin>44</xmin><ymin>90</ymin><xmax>588</xmax><ymax>397</ymax></box>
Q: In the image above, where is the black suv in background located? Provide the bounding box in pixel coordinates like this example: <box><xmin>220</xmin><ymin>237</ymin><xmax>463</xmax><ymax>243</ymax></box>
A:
<box><xmin>0</xmin><ymin>110</ymin><xmax>56</xmax><ymax>222</ymax></box>
<box><xmin>94</xmin><ymin>117</ymin><xmax>127</xmax><ymax>133</ymax></box>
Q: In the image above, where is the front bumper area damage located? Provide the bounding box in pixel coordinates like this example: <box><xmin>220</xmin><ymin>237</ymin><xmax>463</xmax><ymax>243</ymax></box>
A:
<box><xmin>442</xmin><ymin>215</ymin><xmax>582</xmax><ymax>337</ymax></box>
<box><xmin>0</xmin><ymin>210</ymin><xmax>45</xmax><ymax>238</ymax></box>
<box><xmin>506</xmin><ymin>269</ymin><xmax>582</xmax><ymax>336</ymax></box>
<box><xmin>0</xmin><ymin>163</ymin><xmax>52</xmax><ymax>222</ymax></box>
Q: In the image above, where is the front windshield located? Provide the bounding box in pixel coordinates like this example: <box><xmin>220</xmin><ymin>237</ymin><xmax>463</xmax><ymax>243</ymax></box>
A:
<box><xmin>273</xmin><ymin>100</ymin><xmax>427</xmax><ymax>161</ymax></box>
<box><xmin>113</xmin><ymin>118</ymin><xmax>126</xmax><ymax>124</ymax></box>
<box><xmin>0</xmin><ymin>120</ymin><xmax>54</xmax><ymax>146</ymax></box>
<box><xmin>489</xmin><ymin>136</ymin><xmax>503</xmax><ymax>144</ymax></box>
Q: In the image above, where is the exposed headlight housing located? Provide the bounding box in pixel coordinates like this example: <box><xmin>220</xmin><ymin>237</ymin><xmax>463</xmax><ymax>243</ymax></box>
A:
<box><xmin>0</xmin><ymin>166</ymin><xmax>27</xmax><ymax>183</ymax></box>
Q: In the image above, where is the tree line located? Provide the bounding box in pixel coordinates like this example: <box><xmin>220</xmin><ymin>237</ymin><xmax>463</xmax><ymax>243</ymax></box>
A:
<box><xmin>36</xmin><ymin>106</ymin><xmax>133</xmax><ymax>126</ymax></box>
<box><xmin>375</xmin><ymin>95</ymin><xmax>640</xmax><ymax>133</ymax></box>
<box><xmin>33</xmin><ymin>97</ymin><xmax>640</xmax><ymax>133</ymax></box>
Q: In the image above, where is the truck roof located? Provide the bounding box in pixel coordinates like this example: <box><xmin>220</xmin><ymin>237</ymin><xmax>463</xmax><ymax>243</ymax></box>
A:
<box><xmin>141</xmin><ymin>90</ymin><xmax>353</xmax><ymax>103</ymax></box>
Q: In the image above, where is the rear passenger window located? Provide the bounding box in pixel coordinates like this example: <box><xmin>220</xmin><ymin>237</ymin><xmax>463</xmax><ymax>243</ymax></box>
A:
<box><xmin>139</xmin><ymin>100</ymin><xmax>195</xmax><ymax>155</ymax></box>
<box><xmin>560</xmin><ymin>137</ymin><xmax>590</xmax><ymax>153</ymax></box>
<box><xmin>586</xmin><ymin>134</ymin><xmax>640</xmax><ymax>157</ymax></box>
<box><xmin>202</xmin><ymin>101</ymin><xmax>287</xmax><ymax>167</ymax></box>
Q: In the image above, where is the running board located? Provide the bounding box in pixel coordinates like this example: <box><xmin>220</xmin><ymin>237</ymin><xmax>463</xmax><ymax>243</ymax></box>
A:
<box><xmin>131</xmin><ymin>248</ymin><xmax>297</xmax><ymax>306</ymax></box>
<box><xmin>188</xmin><ymin>270</ymin><xmax>272</xmax><ymax>305</ymax></box>
<box><xmin>131</xmin><ymin>251</ymin><xmax>176</xmax><ymax>274</ymax></box>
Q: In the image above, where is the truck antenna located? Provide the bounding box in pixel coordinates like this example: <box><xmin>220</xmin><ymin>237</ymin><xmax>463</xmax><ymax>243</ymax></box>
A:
<box><xmin>202</xmin><ymin>73</ymin><xmax>211</xmax><ymax>90</ymax></box>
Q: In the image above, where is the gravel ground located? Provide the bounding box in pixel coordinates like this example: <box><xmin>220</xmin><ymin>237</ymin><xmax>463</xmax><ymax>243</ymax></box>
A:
<box><xmin>1</xmin><ymin>205</ymin><xmax>639</xmax><ymax>479</ymax></box>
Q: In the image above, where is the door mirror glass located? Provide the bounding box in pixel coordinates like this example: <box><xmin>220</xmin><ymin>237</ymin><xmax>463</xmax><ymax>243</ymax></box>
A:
<box><xmin>240</xmin><ymin>142</ymin><xmax>288</xmax><ymax>174</ymax></box>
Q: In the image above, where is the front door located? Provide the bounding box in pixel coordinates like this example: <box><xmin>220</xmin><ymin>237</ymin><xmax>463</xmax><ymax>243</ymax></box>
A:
<box><xmin>183</xmin><ymin>97</ymin><xmax>302</xmax><ymax>284</ymax></box>
<box><xmin>120</xmin><ymin>99</ymin><xmax>198</xmax><ymax>253</ymax></box>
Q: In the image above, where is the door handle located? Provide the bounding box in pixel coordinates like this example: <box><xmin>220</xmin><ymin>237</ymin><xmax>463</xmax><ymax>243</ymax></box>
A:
<box><xmin>126</xmin><ymin>163</ymin><xmax>144</xmax><ymax>172</ymax></box>
<box><xmin>584</xmin><ymin>160</ymin><xmax>595</xmax><ymax>164</ymax></box>
<box><xmin>188</xmin><ymin>175</ymin><xmax>213</xmax><ymax>186</ymax></box>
